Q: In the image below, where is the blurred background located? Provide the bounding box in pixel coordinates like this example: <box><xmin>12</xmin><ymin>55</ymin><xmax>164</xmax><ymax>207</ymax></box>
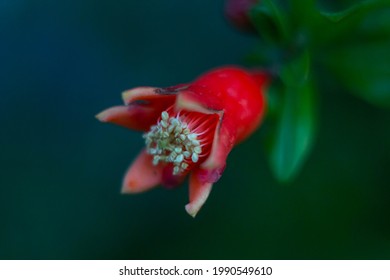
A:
<box><xmin>0</xmin><ymin>0</ymin><xmax>389</xmax><ymax>259</ymax></box>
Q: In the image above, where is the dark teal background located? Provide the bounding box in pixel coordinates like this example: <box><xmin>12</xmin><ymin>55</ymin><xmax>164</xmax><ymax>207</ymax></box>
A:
<box><xmin>1</xmin><ymin>0</ymin><xmax>389</xmax><ymax>259</ymax></box>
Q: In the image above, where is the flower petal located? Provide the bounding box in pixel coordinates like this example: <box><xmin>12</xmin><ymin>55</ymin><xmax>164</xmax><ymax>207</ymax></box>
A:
<box><xmin>122</xmin><ymin>86</ymin><xmax>181</xmax><ymax>105</ymax></box>
<box><xmin>122</xmin><ymin>149</ymin><xmax>164</xmax><ymax>193</ymax></box>
<box><xmin>185</xmin><ymin>168</ymin><xmax>214</xmax><ymax>218</ymax></box>
<box><xmin>175</xmin><ymin>88</ymin><xmax>223</xmax><ymax>114</ymax></box>
<box><xmin>200</xmin><ymin>120</ymin><xmax>234</xmax><ymax>177</ymax></box>
<box><xmin>97</xmin><ymin>86</ymin><xmax>178</xmax><ymax>131</ymax></box>
<box><xmin>176</xmin><ymin>91</ymin><xmax>232</xmax><ymax>183</ymax></box>
<box><xmin>161</xmin><ymin>165</ymin><xmax>187</xmax><ymax>189</ymax></box>
<box><xmin>96</xmin><ymin>105</ymin><xmax>157</xmax><ymax>131</ymax></box>
<box><xmin>250</xmin><ymin>70</ymin><xmax>270</xmax><ymax>89</ymax></box>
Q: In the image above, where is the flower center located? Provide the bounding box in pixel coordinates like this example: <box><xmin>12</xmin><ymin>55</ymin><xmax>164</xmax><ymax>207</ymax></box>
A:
<box><xmin>143</xmin><ymin>109</ymin><xmax>217</xmax><ymax>175</ymax></box>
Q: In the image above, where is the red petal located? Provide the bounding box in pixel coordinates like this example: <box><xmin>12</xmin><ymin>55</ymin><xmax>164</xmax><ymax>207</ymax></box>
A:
<box><xmin>200</xmin><ymin>119</ymin><xmax>234</xmax><ymax>178</ymax></box>
<box><xmin>161</xmin><ymin>165</ymin><xmax>187</xmax><ymax>189</ymax></box>
<box><xmin>122</xmin><ymin>149</ymin><xmax>164</xmax><ymax>193</ymax></box>
<box><xmin>122</xmin><ymin>86</ymin><xmax>183</xmax><ymax>105</ymax></box>
<box><xmin>185</xmin><ymin>168</ymin><xmax>214</xmax><ymax>218</ymax></box>
<box><xmin>175</xmin><ymin>92</ymin><xmax>232</xmax><ymax>183</ymax></box>
<box><xmin>96</xmin><ymin>87</ymin><xmax>177</xmax><ymax>131</ymax></box>
<box><xmin>96</xmin><ymin>105</ymin><xmax>154</xmax><ymax>131</ymax></box>
<box><xmin>188</xmin><ymin>67</ymin><xmax>267</xmax><ymax>142</ymax></box>
<box><xmin>174</xmin><ymin>67</ymin><xmax>269</xmax><ymax>182</ymax></box>
<box><xmin>175</xmin><ymin>88</ymin><xmax>223</xmax><ymax>113</ymax></box>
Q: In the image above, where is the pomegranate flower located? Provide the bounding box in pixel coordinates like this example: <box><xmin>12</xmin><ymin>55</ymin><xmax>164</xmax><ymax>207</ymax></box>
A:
<box><xmin>225</xmin><ymin>0</ymin><xmax>259</xmax><ymax>32</ymax></box>
<box><xmin>97</xmin><ymin>66</ymin><xmax>269</xmax><ymax>217</ymax></box>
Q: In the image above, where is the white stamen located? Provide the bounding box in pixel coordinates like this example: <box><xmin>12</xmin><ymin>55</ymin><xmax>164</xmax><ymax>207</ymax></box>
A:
<box><xmin>174</xmin><ymin>126</ymin><xmax>182</xmax><ymax>134</ymax></box>
<box><xmin>161</xmin><ymin>111</ymin><xmax>169</xmax><ymax>121</ymax></box>
<box><xmin>152</xmin><ymin>156</ymin><xmax>160</xmax><ymax>166</ymax></box>
<box><xmin>181</xmin><ymin>162</ymin><xmax>189</xmax><ymax>170</ymax></box>
<box><xmin>187</xmin><ymin>134</ymin><xmax>197</xmax><ymax>141</ymax></box>
<box><xmin>162</xmin><ymin>131</ymin><xmax>169</xmax><ymax>138</ymax></box>
<box><xmin>175</xmin><ymin>154</ymin><xmax>184</xmax><ymax>163</ymax></box>
<box><xmin>191</xmin><ymin>153</ymin><xmax>199</xmax><ymax>163</ymax></box>
<box><xmin>143</xmin><ymin>110</ymin><xmax>204</xmax><ymax>175</ymax></box>
<box><xmin>161</xmin><ymin>120</ymin><xmax>168</xmax><ymax>128</ymax></box>
<box><xmin>171</xmin><ymin>118</ymin><xmax>179</xmax><ymax>126</ymax></box>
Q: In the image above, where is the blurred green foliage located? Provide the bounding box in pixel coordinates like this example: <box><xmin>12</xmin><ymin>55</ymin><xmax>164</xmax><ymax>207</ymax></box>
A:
<box><xmin>0</xmin><ymin>0</ymin><xmax>389</xmax><ymax>260</ymax></box>
<box><xmin>266</xmin><ymin>53</ymin><xmax>317</xmax><ymax>182</ymax></box>
<box><xmin>249</xmin><ymin>0</ymin><xmax>390</xmax><ymax>182</ymax></box>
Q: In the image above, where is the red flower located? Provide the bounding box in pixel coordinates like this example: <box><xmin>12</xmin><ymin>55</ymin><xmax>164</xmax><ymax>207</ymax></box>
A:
<box><xmin>97</xmin><ymin>66</ymin><xmax>269</xmax><ymax>217</ymax></box>
<box><xmin>225</xmin><ymin>0</ymin><xmax>259</xmax><ymax>32</ymax></box>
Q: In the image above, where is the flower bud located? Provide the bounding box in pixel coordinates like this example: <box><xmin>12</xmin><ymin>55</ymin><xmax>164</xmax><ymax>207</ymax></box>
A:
<box><xmin>225</xmin><ymin>0</ymin><xmax>259</xmax><ymax>32</ymax></box>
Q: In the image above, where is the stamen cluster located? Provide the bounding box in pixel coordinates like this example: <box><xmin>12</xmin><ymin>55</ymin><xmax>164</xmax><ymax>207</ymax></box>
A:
<box><xmin>143</xmin><ymin>111</ymin><xmax>203</xmax><ymax>175</ymax></box>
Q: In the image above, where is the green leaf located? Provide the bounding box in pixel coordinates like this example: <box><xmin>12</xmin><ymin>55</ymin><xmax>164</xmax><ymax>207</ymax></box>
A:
<box><xmin>280</xmin><ymin>50</ymin><xmax>310</xmax><ymax>86</ymax></box>
<box><xmin>289</xmin><ymin>0</ymin><xmax>318</xmax><ymax>27</ymax></box>
<box><xmin>325</xmin><ymin>41</ymin><xmax>390</xmax><ymax>108</ymax></box>
<box><xmin>249</xmin><ymin>0</ymin><xmax>289</xmax><ymax>44</ymax></box>
<box><xmin>320</xmin><ymin>0</ymin><xmax>390</xmax><ymax>23</ymax></box>
<box><xmin>265</xmin><ymin>53</ymin><xmax>317</xmax><ymax>182</ymax></box>
<box><xmin>312</xmin><ymin>0</ymin><xmax>390</xmax><ymax>46</ymax></box>
<box><xmin>358</xmin><ymin>7</ymin><xmax>390</xmax><ymax>39</ymax></box>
